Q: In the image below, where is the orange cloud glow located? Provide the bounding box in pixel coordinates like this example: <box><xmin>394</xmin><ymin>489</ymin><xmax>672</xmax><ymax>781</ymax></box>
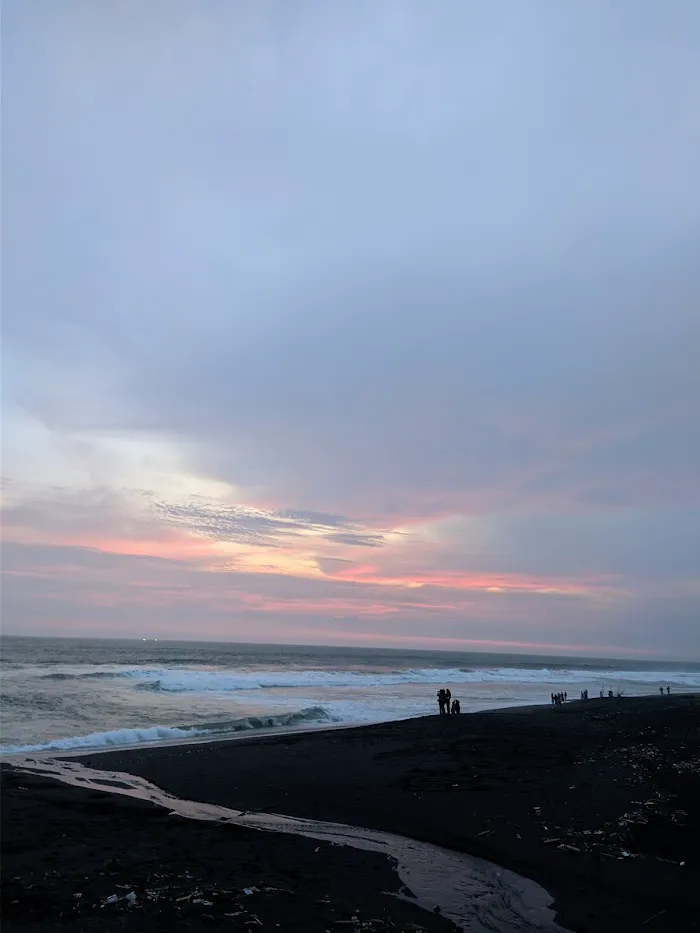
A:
<box><xmin>319</xmin><ymin>563</ymin><xmax>614</xmax><ymax>597</ymax></box>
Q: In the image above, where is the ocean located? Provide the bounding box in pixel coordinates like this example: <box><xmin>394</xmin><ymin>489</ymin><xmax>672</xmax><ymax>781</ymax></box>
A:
<box><xmin>2</xmin><ymin>636</ymin><xmax>699</xmax><ymax>755</ymax></box>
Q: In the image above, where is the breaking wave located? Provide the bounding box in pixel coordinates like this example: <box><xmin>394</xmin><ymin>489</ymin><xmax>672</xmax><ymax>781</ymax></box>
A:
<box><xmin>36</xmin><ymin>665</ymin><xmax>700</xmax><ymax>692</ymax></box>
<box><xmin>41</xmin><ymin>670</ymin><xmax>132</xmax><ymax>681</ymax></box>
<box><xmin>0</xmin><ymin>706</ymin><xmax>333</xmax><ymax>755</ymax></box>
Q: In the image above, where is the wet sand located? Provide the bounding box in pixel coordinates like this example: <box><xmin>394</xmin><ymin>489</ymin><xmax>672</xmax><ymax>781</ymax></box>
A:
<box><xmin>2</xmin><ymin>695</ymin><xmax>699</xmax><ymax>932</ymax></box>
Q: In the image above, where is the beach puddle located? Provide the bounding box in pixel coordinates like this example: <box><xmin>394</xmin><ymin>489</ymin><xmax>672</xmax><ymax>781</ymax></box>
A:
<box><xmin>12</xmin><ymin>756</ymin><xmax>570</xmax><ymax>933</ymax></box>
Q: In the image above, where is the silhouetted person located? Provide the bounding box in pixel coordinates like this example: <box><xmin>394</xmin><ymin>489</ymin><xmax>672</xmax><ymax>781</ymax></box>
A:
<box><xmin>437</xmin><ymin>689</ymin><xmax>447</xmax><ymax>715</ymax></box>
<box><xmin>659</xmin><ymin>686</ymin><xmax>664</xmax><ymax>696</ymax></box>
<box><xmin>608</xmin><ymin>690</ymin><xmax>614</xmax><ymax>698</ymax></box>
<box><xmin>564</xmin><ymin>692</ymin><xmax>567</xmax><ymax>702</ymax></box>
<box><xmin>445</xmin><ymin>688</ymin><xmax>452</xmax><ymax>710</ymax></box>
<box><xmin>667</xmin><ymin>686</ymin><xmax>671</xmax><ymax>696</ymax></box>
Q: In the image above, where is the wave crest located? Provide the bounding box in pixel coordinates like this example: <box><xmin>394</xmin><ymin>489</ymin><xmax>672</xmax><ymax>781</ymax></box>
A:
<box><xmin>0</xmin><ymin>706</ymin><xmax>333</xmax><ymax>755</ymax></box>
<box><xmin>35</xmin><ymin>665</ymin><xmax>700</xmax><ymax>692</ymax></box>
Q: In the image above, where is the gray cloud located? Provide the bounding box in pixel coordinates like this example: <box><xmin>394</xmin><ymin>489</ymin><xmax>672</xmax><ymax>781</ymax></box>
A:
<box><xmin>324</xmin><ymin>532</ymin><xmax>385</xmax><ymax>548</ymax></box>
<box><xmin>278</xmin><ymin>509</ymin><xmax>352</xmax><ymax>528</ymax></box>
<box><xmin>1</xmin><ymin>486</ymin><xmax>156</xmax><ymax>538</ymax></box>
<box><xmin>3</xmin><ymin>1</ymin><xmax>698</xmax><ymax>519</ymax></box>
<box><xmin>154</xmin><ymin>501</ymin><xmax>303</xmax><ymax>547</ymax></box>
<box><xmin>432</xmin><ymin>509</ymin><xmax>700</xmax><ymax>584</ymax></box>
<box><xmin>154</xmin><ymin>499</ymin><xmax>386</xmax><ymax>547</ymax></box>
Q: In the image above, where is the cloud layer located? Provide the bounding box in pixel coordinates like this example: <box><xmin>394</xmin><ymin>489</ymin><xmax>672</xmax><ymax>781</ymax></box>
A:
<box><xmin>2</xmin><ymin>1</ymin><xmax>699</xmax><ymax>657</ymax></box>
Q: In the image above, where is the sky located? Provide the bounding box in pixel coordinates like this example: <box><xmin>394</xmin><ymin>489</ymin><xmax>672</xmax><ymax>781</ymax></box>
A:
<box><xmin>2</xmin><ymin>1</ymin><xmax>699</xmax><ymax>659</ymax></box>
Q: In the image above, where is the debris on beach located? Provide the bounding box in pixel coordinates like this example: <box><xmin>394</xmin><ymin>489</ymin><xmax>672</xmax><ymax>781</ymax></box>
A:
<box><xmin>329</xmin><ymin>919</ymin><xmax>417</xmax><ymax>931</ymax></box>
<box><xmin>672</xmin><ymin>758</ymin><xmax>700</xmax><ymax>775</ymax></box>
<box><xmin>66</xmin><ymin>873</ymin><xmax>304</xmax><ymax>923</ymax></box>
<box><xmin>65</xmin><ymin>870</ymin><xmax>430</xmax><ymax>931</ymax></box>
<box><xmin>531</xmin><ymin>744</ymin><xmax>699</xmax><ymax>862</ymax></box>
<box><xmin>17</xmin><ymin>870</ymin><xmax>415</xmax><ymax>932</ymax></box>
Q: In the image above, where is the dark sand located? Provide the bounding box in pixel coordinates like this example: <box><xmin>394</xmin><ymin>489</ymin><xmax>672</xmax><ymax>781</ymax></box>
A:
<box><xmin>2</xmin><ymin>695</ymin><xmax>699</xmax><ymax>932</ymax></box>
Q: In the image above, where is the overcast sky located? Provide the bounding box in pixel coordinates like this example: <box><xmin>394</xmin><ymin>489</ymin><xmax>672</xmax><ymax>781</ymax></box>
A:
<box><xmin>2</xmin><ymin>1</ymin><xmax>699</xmax><ymax>658</ymax></box>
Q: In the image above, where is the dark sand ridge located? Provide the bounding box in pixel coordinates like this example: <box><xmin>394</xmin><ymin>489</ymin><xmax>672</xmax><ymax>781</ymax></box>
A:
<box><xmin>2</xmin><ymin>695</ymin><xmax>699</xmax><ymax>932</ymax></box>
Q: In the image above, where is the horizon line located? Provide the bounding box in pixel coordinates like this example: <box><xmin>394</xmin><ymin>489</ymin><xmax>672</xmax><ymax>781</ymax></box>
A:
<box><xmin>2</xmin><ymin>632</ymin><xmax>698</xmax><ymax>665</ymax></box>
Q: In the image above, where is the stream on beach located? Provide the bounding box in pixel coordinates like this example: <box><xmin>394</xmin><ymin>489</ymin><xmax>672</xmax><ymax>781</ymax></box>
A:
<box><xmin>11</xmin><ymin>755</ymin><xmax>571</xmax><ymax>933</ymax></box>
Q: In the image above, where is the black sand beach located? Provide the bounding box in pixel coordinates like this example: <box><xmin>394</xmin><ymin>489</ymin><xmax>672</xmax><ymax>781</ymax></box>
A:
<box><xmin>2</xmin><ymin>695</ymin><xmax>699</xmax><ymax>932</ymax></box>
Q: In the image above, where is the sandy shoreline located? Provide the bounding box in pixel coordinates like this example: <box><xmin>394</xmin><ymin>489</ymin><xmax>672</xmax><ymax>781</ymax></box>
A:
<box><xmin>2</xmin><ymin>695</ymin><xmax>699</xmax><ymax>932</ymax></box>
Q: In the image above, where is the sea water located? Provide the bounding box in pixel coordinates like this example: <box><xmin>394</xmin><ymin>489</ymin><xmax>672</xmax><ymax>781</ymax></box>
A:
<box><xmin>2</xmin><ymin>636</ymin><xmax>699</xmax><ymax>754</ymax></box>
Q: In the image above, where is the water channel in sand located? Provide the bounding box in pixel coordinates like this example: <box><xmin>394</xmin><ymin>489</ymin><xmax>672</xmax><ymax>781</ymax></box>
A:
<box><xmin>11</xmin><ymin>756</ymin><xmax>570</xmax><ymax>933</ymax></box>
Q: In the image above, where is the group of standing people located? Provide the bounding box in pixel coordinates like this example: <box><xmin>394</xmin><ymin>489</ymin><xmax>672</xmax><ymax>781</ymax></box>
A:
<box><xmin>552</xmin><ymin>689</ymin><xmax>614</xmax><ymax>705</ymax></box>
<box><xmin>551</xmin><ymin>687</ymin><xmax>663</xmax><ymax>706</ymax></box>
<box><xmin>437</xmin><ymin>688</ymin><xmax>460</xmax><ymax>715</ymax></box>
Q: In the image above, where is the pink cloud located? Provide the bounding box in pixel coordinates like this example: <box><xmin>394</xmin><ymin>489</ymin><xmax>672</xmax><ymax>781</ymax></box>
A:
<box><xmin>2</xmin><ymin>539</ymin><xmax>696</xmax><ymax>656</ymax></box>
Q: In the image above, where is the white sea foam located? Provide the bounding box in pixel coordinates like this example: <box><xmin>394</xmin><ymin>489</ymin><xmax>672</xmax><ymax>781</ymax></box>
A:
<box><xmin>37</xmin><ymin>665</ymin><xmax>700</xmax><ymax>692</ymax></box>
<box><xmin>0</xmin><ymin>706</ymin><xmax>332</xmax><ymax>755</ymax></box>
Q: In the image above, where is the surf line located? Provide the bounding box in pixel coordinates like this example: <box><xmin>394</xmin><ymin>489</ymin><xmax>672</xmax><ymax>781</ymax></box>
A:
<box><xmin>13</xmin><ymin>756</ymin><xmax>570</xmax><ymax>933</ymax></box>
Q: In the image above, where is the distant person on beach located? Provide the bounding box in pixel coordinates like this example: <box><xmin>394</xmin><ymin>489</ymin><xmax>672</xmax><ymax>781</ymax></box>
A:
<box><xmin>451</xmin><ymin>699</ymin><xmax>461</xmax><ymax>714</ymax></box>
<box><xmin>437</xmin><ymin>689</ymin><xmax>447</xmax><ymax>714</ymax></box>
<box><xmin>660</xmin><ymin>686</ymin><xmax>664</xmax><ymax>696</ymax></box>
<box><xmin>600</xmin><ymin>689</ymin><xmax>604</xmax><ymax>699</ymax></box>
<box><xmin>445</xmin><ymin>688</ymin><xmax>452</xmax><ymax>710</ymax></box>
<box><xmin>564</xmin><ymin>692</ymin><xmax>567</xmax><ymax>702</ymax></box>
<box><xmin>667</xmin><ymin>686</ymin><xmax>671</xmax><ymax>695</ymax></box>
